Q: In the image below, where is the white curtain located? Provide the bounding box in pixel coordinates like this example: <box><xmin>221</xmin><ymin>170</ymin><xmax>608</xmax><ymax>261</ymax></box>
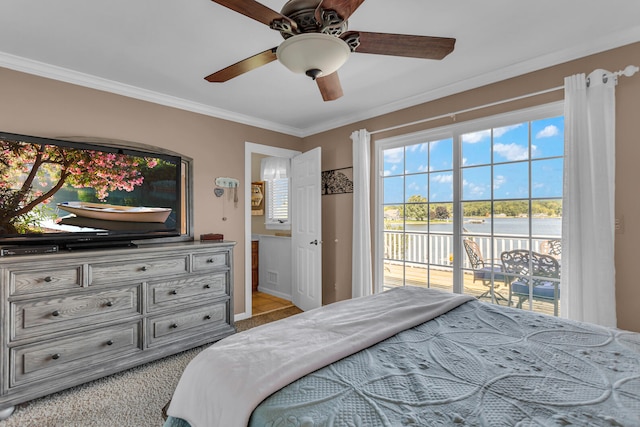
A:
<box><xmin>260</xmin><ymin>157</ymin><xmax>290</xmax><ymax>180</ymax></box>
<box><xmin>351</xmin><ymin>129</ymin><xmax>373</xmax><ymax>298</ymax></box>
<box><xmin>562</xmin><ymin>70</ymin><xmax>616</xmax><ymax>327</ymax></box>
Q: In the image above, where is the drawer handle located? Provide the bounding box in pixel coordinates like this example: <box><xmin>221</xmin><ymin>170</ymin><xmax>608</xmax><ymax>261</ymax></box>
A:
<box><xmin>170</xmin><ymin>290</ymin><xmax>178</xmax><ymax>295</ymax></box>
<box><xmin>204</xmin><ymin>284</ymin><xmax>211</xmax><ymax>289</ymax></box>
<box><xmin>170</xmin><ymin>323</ymin><xmax>179</xmax><ymax>329</ymax></box>
<box><xmin>106</xmin><ymin>340</ymin><xmax>114</xmax><ymax>346</ymax></box>
<box><xmin>206</xmin><ymin>258</ymin><xmax>215</xmax><ymax>263</ymax></box>
<box><xmin>52</xmin><ymin>353</ymin><xmax>61</xmax><ymax>360</ymax></box>
<box><xmin>44</xmin><ymin>276</ymin><xmax>53</xmax><ymax>283</ymax></box>
<box><xmin>204</xmin><ymin>315</ymin><xmax>211</xmax><ymax>320</ymax></box>
<box><xmin>105</xmin><ymin>301</ymin><xmax>114</xmax><ymax>307</ymax></box>
<box><xmin>52</xmin><ymin>310</ymin><xmax>60</xmax><ymax>317</ymax></box>
<box><xmin>140</xmin><ymin>266</ymin><xmax>148</xmax><ymax>272</ymax></box>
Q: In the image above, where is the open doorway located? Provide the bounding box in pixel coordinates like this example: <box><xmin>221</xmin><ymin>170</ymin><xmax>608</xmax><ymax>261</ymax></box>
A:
<box><xmin>242</xmin><ymin>142</ymin><xmax>300</xmax><ymax>320</ymax></box>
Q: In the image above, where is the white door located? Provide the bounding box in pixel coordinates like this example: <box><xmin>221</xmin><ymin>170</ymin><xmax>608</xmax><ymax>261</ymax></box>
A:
<box><xmin>291</xmin><ymin>147</ymin><xmax>322</xmax><ymax>311</ymax></box>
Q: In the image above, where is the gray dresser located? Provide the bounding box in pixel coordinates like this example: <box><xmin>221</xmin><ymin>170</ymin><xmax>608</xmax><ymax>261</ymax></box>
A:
<box><xmin>0</xmin><ymin>240</ymin><xmax>235</xmax><ymax>418</ymax></box>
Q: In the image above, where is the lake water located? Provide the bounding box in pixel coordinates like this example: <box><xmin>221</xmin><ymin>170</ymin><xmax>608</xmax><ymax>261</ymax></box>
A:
<box><xmin>404</xmin><ymin>217</ymin><xmax>562</xmax><ymax>237</ymax></box>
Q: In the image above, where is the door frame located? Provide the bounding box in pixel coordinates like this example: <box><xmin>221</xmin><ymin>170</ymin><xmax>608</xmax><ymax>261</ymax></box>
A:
<box><xmin>240</xmin><ymin>142</ymin><xmax>300</xmax><ymax>321</ymax></box>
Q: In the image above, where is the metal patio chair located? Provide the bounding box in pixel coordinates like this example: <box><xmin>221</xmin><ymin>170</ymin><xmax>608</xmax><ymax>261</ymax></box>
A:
<box><xmin>463</xmin><ymin>239</ymin><xmax>508</xmax><ymax>303</ymax></box>
<box><xmin>501</xmin><ymin>249</ymin><xmax>561</xmax><ymax>316</ymax></box>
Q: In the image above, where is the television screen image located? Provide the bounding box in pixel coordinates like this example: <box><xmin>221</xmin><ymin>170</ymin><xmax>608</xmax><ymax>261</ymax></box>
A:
<box><xmin>0</xmin><ymin>132</ymin><xmax>181</xmax><ymax>249</ymax></box>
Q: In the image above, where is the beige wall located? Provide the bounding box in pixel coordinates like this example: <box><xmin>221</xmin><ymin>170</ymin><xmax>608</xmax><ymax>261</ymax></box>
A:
<box><xmin>303</xmin><ymin>42</ymin><xmax>640</xmax><ymax>332</ymax></box>
<box><xmin>2</xmin><ymin>42</ymin><xmax>639</xmax><ymax>331</ymax></box>
<box><xmin>0</xmin><ymin>67</ymin><xmax>302</xmax><ymax>315</ymax></box>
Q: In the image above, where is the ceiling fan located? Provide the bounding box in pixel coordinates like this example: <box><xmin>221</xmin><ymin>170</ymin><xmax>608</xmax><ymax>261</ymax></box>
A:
<box><xmin>205</xmin><ymin>0</ymin><xmax>456</xmax><ymax>101</ymax></box>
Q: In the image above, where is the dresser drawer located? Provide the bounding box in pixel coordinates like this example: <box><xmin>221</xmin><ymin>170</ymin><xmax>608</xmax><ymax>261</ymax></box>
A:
<box><xmin>192</xmin><ymin>250</ymin><xmax>230</xmax><ymax>272</ymax></box>
<box><xmin>148</xmin><ymin>301</ymin><xmax>230</xmax><ymax>347</ymax></box>
<box><xmin>11</xmin><ymin>286</ymin><xmax>141</xmax><ymax>340</ymax></box>
<box><xmin>89</xmin><ymin>255</ymin><xmax>188</xmax><ymax>285</ymax></box>
<box><xmin>147</xmin><ymin>273</ymin><xmax>228</xmax><ymax>312</ymax></box>
<box><xmin>9</xmin><ymin>266</ymin><xmax>83</xmax><ymax>296</ymax></box>
<box><xmin>10</xmin><ymin>321</ymin><xmax>142</xmax><ymax>387</ymax></box>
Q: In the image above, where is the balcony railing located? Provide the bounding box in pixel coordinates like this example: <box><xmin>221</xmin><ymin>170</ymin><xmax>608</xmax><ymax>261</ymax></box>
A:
<box><xmin>383</xmin><ymin>231</ymin><xmax>558</xmax><ymax>268</ymax></box>
<box><xmin>382</xmin><ymin>230</ymin><xmax>562</xmax><ymax>316</ymax></box>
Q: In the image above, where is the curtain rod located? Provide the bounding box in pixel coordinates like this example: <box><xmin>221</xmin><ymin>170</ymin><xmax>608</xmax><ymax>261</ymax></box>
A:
<box><xmin>369</xmin><ymin>86</ymin><xmax>563</xmax><ymax>136</ymax></box>
<box><xmin>369</xmin><ymin>64</ymin><xmax>639</xmax><ymax>136</ymax></box>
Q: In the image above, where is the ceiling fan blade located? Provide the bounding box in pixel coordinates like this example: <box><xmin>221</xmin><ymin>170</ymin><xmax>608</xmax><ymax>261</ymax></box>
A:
<box><xmin>343</xmin><ymin>31</ymin><xmax>456</xmax><ymax>60</ymax></box>
<box><xmin>316</xmin><ymin>72</ymin><xmax>343</xmax><ymax>101</ymax></box>
<box><xmin>205</xmin><ymin>48</ymin><xmax>277</xmax><ymax>82</ymax></box>
<box><xmin>316</xmin><ymin>0</ymin><xmax>365</xmax><ymax>21</ymax></box>
<box><xmin>211</xmin><ymin>0</ymin><xmax>297</xmax><ymax>30</ymax></box>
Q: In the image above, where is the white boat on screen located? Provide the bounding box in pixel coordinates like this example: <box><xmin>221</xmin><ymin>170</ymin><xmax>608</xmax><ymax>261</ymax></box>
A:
<box><xmin>57</xmin><ymin>202</ymin><xmax>171</xmax><ymax>223</ymax></box>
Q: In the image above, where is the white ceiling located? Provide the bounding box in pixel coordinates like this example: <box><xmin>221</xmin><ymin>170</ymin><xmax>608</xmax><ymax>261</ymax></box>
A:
<box><xmin>1</xmin><ymin>1</ymin><xmax>639</xmax><ymax>137</ymax></box>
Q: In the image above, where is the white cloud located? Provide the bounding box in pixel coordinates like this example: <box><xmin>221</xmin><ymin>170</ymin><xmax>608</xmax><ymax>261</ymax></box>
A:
<box><xmin>462</xmin><ymin>130</ymin><xmax>490</xmax><ymax>143</ymax></box>
<box><xmin>462</xmin><ymin>124</ymin><xmax>523</xmax><ymax>144</ymax></box>
<box><xmin>536</xmin><ymin>125</ymin><xmax>559</xmax><ymax>138</ymax></box>
<box><xmin>432</xmin><ymin>174</ymin><xmax>452</xmax><ymax>183</ymax></box>
<box><xmin>469</xmin><ymin>184</ymin><xmax>487</xmax><ymax>197</ymax></box>
<box><xmin>383</xmin><ymin>164</ymin><xmax>399</xmax><ymax>176</ymax></box>
<box><xmin>463</xmin><ymin>180</ymin><xmax>488</xmax><ymax>198</ymax></box>
<box><xmin>408</xmin><ymin>182</ymin><xmax>420</xmax><ymax>191</ymax></box>
<box><xmin>384</xmin><ymin>147</ymin><xmax>403</xmax><ymax>163</ymax></box>
<box><xmin>406</xmin><ymin>143</ymin><xmax>428</xmax><ymax>153</ymax></box>
<box><xmin>494</xmin><ymin>124</ymin><xmax>522</xmax><ymax>137</ymax></box>
<box><xmin>531</xmin><ymin>144</ymin><xmax>539</xmax><ymax>157</ymax></box>
<box><xmin>493</xmin><ymin>175</ymin><xmax>507</xmax><ymax>189</ymax></box>
<box><xmin>494</xmin><ymin>143</ymin><xmax>528</xmax><ymax>161</ymax></box>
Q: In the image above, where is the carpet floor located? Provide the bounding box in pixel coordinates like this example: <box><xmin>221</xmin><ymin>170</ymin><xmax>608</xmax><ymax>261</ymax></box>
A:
<box><xmin>0</xmin><ymin>306</ymin><xmax>303</xmax><ymax>427</ymax></box>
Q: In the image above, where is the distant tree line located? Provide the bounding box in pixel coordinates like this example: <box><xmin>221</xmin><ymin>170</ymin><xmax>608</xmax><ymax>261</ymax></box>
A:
<box><xmin>384</xmin><ymin>195</ymin><xmax>562</xmax><ymax>222</ymax></box>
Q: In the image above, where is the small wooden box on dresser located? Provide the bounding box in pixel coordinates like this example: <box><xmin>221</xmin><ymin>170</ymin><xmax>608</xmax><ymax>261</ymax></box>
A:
<box><xmin>0</xmin><ymin>240</ymin><xmax>235</xmax><ymax>419</ymax></box>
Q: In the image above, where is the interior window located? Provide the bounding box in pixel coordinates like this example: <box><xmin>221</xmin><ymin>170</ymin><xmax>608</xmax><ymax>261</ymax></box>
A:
<box><xmin>261</xmin><ymin>156</ymin><xmax>291</xmax><ymax>230</ymax></box>
<box><xmin>265</xmin><ymin>177</ymin><xmax>290</xmax><ymax>228</ymax></box>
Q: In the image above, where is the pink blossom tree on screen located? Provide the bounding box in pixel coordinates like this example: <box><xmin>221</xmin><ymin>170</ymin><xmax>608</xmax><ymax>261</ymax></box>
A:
<box><xmin>0</xmin><ymin>140</ymin><xmax>157</xmax><ymax>234</ymax></box>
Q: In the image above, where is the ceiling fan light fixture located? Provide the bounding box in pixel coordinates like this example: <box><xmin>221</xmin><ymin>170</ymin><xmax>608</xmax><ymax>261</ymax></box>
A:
<box><xmin>276</xmin><ymin>33</ymin><xmax>350</xmax><ymax>79</ymax></box>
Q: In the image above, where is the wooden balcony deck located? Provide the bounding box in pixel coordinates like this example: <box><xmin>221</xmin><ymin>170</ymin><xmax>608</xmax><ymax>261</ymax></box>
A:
<box><xmin>383</xmin><ymin>262</ymin><xmax>558</xmax><ymax>317</ymax></box>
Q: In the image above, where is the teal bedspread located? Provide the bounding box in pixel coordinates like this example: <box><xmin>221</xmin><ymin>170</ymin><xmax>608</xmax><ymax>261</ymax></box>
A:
<box><xmin>166</xmin><ymin>299</ymin><xmax>640</xmax><ymax>426</ymax></box>
<box><xmin>163</xmin><ymin>416</ymin><xmax>190</xmax><ymax>427</ymax></box>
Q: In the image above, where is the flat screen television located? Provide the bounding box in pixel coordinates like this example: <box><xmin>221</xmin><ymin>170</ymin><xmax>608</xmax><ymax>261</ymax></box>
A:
<box><xmin>0</xmin><ymin>131</ymin><xmax>182</xmax><ymax>250</ymax></box>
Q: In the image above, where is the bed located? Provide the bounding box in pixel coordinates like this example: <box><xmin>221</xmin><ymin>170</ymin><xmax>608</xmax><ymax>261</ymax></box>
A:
<box><xmin>164</xmin><ymin>287</ymin><xmax>640</xmax><ymax>427</ymax></box>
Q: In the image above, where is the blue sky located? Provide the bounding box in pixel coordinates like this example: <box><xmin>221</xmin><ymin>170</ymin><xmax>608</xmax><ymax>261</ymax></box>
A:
<box><xmin>383</xmin><ymin>116</ymin><xmax>564</xmax><ymax>204</ymax></box>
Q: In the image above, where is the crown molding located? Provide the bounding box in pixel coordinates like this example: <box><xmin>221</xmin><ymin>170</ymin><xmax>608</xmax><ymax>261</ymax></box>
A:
<box><xmin>2</xmin><ymin>23</ymin><xmax>639</xmax><ymax>139</ymax></box>
<box><xmin>300</xmin><ymin>27</ymin><xmax>640</xmax><ymax>137</ymax></box>
<box><xmin>0</xmin><ymin>52</ymin><xmax>305</xmax><ymax>138</ymax></box>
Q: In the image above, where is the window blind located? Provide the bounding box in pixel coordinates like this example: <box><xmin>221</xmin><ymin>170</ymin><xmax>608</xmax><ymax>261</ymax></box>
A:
<box><xmin>267</xmin><ymin>178</ymin><xmax>289</xmax><ymax>224</ymax></box>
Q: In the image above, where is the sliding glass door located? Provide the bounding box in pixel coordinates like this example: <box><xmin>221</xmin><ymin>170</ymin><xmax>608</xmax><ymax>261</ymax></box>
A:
<box><xmin>376</xmin><ymin>103</ymin><xmax>564</xmax><ymax>316</ymax></box>
<box><xmin>382</xmin><ymin>136</ymin><xmax>454</xmax><ymax>293</ymax></box>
